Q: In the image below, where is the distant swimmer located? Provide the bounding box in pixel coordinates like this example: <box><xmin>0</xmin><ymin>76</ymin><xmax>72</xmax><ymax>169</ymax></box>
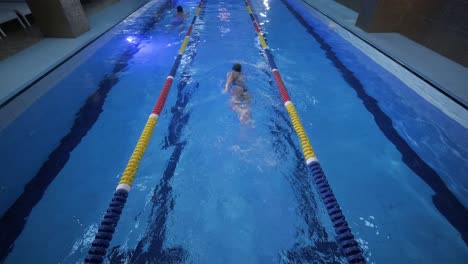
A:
<box><xmin>167</xmin><ymin>5</ymin><xmax>189</xmax><ymax>33</ymax></box>
<box><xmin>224</xmin><ymin>63</ymin><xmax>253</xmax><ymax>124</ymax></box>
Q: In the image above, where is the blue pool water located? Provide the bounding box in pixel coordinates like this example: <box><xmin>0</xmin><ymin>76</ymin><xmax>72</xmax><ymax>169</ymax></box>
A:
<box><xmin>0</xmin><ymin>0</ymin><xmax>467</xmax><ymax>263</ymax></box>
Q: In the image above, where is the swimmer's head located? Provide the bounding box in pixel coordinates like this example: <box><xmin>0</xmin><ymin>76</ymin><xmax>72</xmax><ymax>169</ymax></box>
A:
<box><xmin>232</xmin><ymin>63</ymin><xmax>242</xmax><ymax>72</ymax></box>
<box><xmin>177</xmin><ymin>6</ymin><xmax>183</xmax><ymax>13</ymax></box>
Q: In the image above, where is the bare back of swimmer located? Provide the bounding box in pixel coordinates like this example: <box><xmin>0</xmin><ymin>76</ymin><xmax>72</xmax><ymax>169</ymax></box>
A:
<box><xmin>224</xmin><ymin>63</ymin><xmax>252</xmax><ymax>124</ymax></box>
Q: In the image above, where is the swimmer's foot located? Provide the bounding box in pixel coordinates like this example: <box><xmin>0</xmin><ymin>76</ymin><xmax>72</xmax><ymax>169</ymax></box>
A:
<box><xmin>239</xmin><ymin>110</ymin><xmax>254</xmax><ymax>126</ymax></box>
<box><xmin>240</xmin><ymin>117</ymin><xmax>255</xmax><ymax>127</ymax></box>
<box><xmin>239</xmin><ymin>110</ymin><xmax>248</xmax><ymax>120</ymax></box>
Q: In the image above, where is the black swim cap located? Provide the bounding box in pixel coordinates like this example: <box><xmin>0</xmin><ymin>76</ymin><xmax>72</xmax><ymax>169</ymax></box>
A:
<box><xmin>232</xmin><ymin>63</ymin><xmax>242</xmax><ymax>72</ymax></box>
<box><xmin>177</xmin><ymin>6</ymin><xmax>183</xmax><ymax>12</ymax></box>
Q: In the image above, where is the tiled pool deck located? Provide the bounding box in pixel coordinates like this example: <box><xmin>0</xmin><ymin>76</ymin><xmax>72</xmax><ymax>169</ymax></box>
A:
<box><xmin>0</xmin><ymin>0</ymin><xmax>150</xmax><ymax>106</ymax></box>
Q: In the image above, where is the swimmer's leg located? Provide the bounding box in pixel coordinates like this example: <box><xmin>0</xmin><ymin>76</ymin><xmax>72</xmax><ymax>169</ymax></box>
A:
<box><xmin>230</xmin><ymin>98</ymin><xmax>245</xmax><ymax>119</ymax></box>
<box><xmin>239</xmin><ymin>108</ymin><xmax>252</xmax><ymax>124</ymax></box>
<box><xmin>230</xmin><ymin>96</ymin><xmax>253</xmax><ymax>125</ymax></box>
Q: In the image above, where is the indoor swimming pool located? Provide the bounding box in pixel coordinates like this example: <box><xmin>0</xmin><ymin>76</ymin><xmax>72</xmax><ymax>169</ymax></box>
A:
<box><xmin>0</xmin><ymin>0</ymin><xmax>467</xmax><ymax>263</ymax></box>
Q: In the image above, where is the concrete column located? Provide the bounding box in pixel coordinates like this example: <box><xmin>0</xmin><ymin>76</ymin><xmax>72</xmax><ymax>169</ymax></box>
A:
<box><xmin>26</xmin><ymin>0</ymin><xmax>89</xmax><ymax>38</ymax></box>
<box><xmin>355</xmin><ymin>0</ymin><xmax>467</xmax><ymax>66</ymax></box>
<box><xmin>336</xmin><ymin>0</ymin><xmax>362</xmax><ymax>12</ymax></box>
<box><xmin>356</xmin><ymin>0</ymin><xmax>411</xmax><ymax>32</ymax></box>
<box><xmin>400</xmin><ymin>0</ymin><xmax>468</xmax><ymax>67</ymax></box>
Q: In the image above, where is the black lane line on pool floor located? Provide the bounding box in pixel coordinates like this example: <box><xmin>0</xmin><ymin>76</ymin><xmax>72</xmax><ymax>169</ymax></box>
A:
<box><xmin>254</xmin><ymin>65</ymin><xmax>342</xmax><ymax>261</ymax></box>
<box><xmin>280</xmin><ymin>0</ymin><xmax>468</xmax><ymax>245</ymax></box>
<box><xmin>109</xmin><ymin>142</ymin><xmax>189</xmax><ymax>263</ymax></box>
<box><xmin>0</xmin><ymin>2</ymin><xmax>172</xmax><ymax>260</ymax></box>
<box><xmin>267</xmin><ymin>89</ymin><xmax>342</xmax><ymax>261</ymax></box>
<box><xmin>108</xmin><ymin>6</ymin><xmax>204</xmax><ymax>263</ymax></box>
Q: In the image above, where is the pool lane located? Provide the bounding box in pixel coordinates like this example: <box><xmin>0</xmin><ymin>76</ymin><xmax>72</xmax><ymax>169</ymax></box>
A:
<box><xmin>109</xmin><ymin>0</ymin><xmax>342</xmax><ymax>262</ymax></box>
<box><xmin>0</xmin><ymin>2</ymin><xmax>174</xmax><ymax>261</ymax></box>
<box><xmin>0</xmin><ymin>1</ymin><xmax>189</xmax><ymax>262</ymax></box>
<box><xmin>279</xmin><ymin>0</ymin><xmax>468</xmax><ymax>247</ymax></box>
<box><xmin>85</xmin><ymin>1</ymin><xmax>206</xmax><ymax>263</ymax></box>
<box><xmin>253</xmin><ymin>0</ymin><xmax>468</xmax><ymax>262</ymax></box>
<box><xmin>243</xmin><ymin>1</ymin><xmax>365</xmax><ymax>263</ymax></box>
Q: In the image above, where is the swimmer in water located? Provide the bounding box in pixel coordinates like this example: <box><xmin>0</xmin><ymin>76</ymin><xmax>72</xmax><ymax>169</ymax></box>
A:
<box><xmin>167</xmin><ymin>6</ymin><xmax>189</xmax><ymax>33</ymax></box>
<box><xmin>224</xmin><ymin>63</ymin><xmax>252</xmax><ymax>124</ymax></box>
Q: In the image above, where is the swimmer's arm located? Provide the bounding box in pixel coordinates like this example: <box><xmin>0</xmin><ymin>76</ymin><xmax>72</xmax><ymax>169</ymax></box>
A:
<box><xmin>224</xmin><ymin>72</ymin><xmax>232</xmax><ymax>93</ymax></box>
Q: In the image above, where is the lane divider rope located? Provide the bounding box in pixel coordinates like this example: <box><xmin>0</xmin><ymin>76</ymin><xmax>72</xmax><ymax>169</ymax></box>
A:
<box><xmin>243</xmin><ymin>1</ymin><xmax>365</xmax><ymax>263</ymax></box>
<box><xmin>84</xmin><ymin>1</ymin><xmax>205</xmax><ymax>262</ymax></box>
